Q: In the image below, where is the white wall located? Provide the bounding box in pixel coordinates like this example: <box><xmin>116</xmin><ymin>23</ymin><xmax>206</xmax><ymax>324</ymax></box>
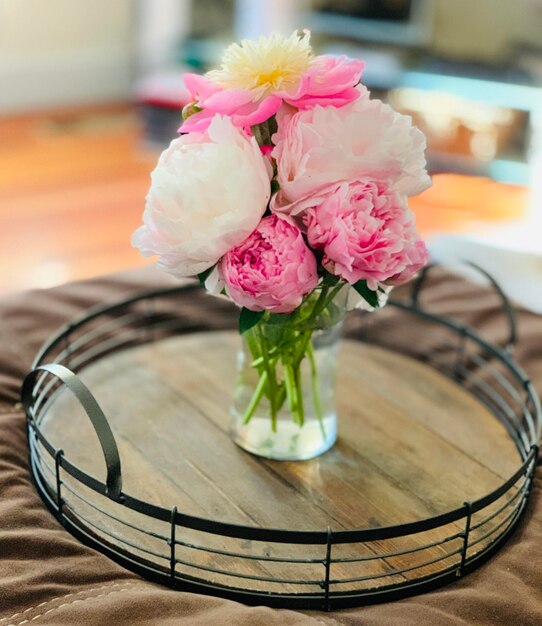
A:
<box><xmin>0</xmin><ymin>0</ymin><xmax>134</xmax><ymax>113</ymax></box>
<box><xmin>136</xmin><ymin>0</ymin><xmax>192</xmax><ymax>75</ymax></box>
<box><xmin>234</xmin><ymin>0</ymin><xmax>303</xmax><ymax>38</ymax></box>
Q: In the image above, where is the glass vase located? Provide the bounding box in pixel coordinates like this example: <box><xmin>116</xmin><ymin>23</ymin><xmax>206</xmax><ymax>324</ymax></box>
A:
<box><xmin>230</xmin><ymin>289</ymin><xmax>347</xmax><ymax>461</ymax></box>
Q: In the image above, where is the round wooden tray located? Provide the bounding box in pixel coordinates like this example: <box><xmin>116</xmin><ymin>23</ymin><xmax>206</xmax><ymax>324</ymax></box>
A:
<box><xmin>42</xmin><ymin>332</ymin><xmax>519</xmax><ymax>528</ymax></box>
<box><xmin>23</xmin><ymin>281</ymin><xmax>540</xmax><ymax>610</ymax></box>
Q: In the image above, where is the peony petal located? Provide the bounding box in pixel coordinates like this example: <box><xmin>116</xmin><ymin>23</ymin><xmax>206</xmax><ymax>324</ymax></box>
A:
<box><xmin>272</xmin><ymin>94</ymin><xmax>432</xmax><ymax>211</ymax></box>
<box><xmin>231</xmin><ymin>95</ymin><xmax>282</xmax><ymax>127</ymax></box>
<box><xmin>307</xmin><ymin>56</ymin><xmax>365</xmax><ymax>94</ymax></box>
<box><xmin>204</xmin><ymin>265</ymin><xmax>225</xmax><ymax>295</ymax></box>
<box><xmin>302</xmin><ymin>179</ymin><xmax>428</xmax><ymax>287</ymax></box>
<box><xmin>280</xmin><ymin>56</ymin><xmax>364</xmax><ymax>103</ymax></box>
<box><xmin>292</xmin><ymin>87</ymin><xmax>363</xmax><ymax>109</ymax></box>
<box><xmin>201</xmin><ymin>87</ymin><xmax>256</xmax><ymax>112</ymax></box>
<box><xmin>178</xmin><ymin>109</ymin><xmax>215</xmax><ymax>133</ymax></box>
<box><xmin>221</xmin><ymin>214</ymin><xmax>318</xmax><ymax>313</ymax></box>
<box><xmin>133</xmin><ymin>116</ymin><xmax>271</xmax><ymax>279</ymax></box>
<box><xmin>183</xmin><ymin>73</ymin><xmax>221</xmax><ymax>101</ymax></box>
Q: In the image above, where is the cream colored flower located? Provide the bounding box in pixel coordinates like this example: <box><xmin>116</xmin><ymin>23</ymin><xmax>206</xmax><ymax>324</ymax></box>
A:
<box><xmin>207</xmin><ymin>30</ymin><xmax>313</xmax><ymax>98</ymax></box>
<box><xmin>132</xmin><ymin>116</ymin><xmax>271</xmax><ymax>277</ymax></box>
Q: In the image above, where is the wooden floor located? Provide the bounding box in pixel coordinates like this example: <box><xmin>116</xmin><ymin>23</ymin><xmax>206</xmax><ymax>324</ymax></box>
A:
<box><xmin>0</xmin><ymin>104</ymin><xmax>528</xmax><ymax>295</ymax></box>
<box><xmin>0</xmin><ymin>104</ymin><xmax>156</xmax><ymax>295</ymax></box>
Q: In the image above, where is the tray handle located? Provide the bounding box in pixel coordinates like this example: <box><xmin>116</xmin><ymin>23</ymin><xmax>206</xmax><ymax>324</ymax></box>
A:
<box><xmin>22</xmin><ymin>363</ymin><xmax>123</xmax><ymax>500</ymax></box>
<box><xmin>409</xmin><ymin>262</ymin><xmax>517</xmax><ymax>353</ymax></box>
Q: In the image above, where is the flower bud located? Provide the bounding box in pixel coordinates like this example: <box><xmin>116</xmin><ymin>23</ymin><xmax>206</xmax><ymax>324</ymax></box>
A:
<box><xmin>182</xmin><ymin>101</ymin><xmax>202</xmax><ymax>120</ymax></box>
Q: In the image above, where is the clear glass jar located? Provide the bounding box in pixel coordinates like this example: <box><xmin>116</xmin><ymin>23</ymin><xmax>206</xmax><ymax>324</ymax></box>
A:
<box><xmin>230</xmin><ymin>289</ymin><xmax>347</xmax><ymax>460</ymax></box>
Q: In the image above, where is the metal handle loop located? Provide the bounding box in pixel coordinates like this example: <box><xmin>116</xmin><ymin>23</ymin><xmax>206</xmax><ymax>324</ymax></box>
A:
<box><xmin>22</xmin><ymin>363</ymin><xmax>123</xmax><ymax>500</ymax></box>
<box><xmin>410</xmin><ymin>262</ymin><xmax>517</xmax><ymax>353</ymax></box>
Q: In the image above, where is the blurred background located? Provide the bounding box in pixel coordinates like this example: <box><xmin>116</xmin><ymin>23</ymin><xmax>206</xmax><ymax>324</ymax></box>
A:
<box><xmin>1</xmin><ymin>0</ymin><xmax>541</xmax><ymax>309</ymax></box>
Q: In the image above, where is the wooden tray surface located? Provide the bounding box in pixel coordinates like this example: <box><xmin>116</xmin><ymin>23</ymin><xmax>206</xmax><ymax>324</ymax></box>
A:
<box><xmin>38</xmin><ymin>331</ymin><xmax>521</xmax><ymax>591</ymax></box>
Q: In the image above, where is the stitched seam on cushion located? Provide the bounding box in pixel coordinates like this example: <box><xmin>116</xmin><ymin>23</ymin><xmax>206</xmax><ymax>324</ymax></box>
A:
<box><xmin>5</xmin><ymin>587</ymin><xmax>136</xmax><ymax>626</ymax></box>
<box><xmin>1</xmin><ymin>586</ymin><xmax>345</xmax><ymax>626</ymax></box>
<box><xmin>0</xmin><ymin>582</ymin><xmax>139</xmax><ymax>624</ymax></box>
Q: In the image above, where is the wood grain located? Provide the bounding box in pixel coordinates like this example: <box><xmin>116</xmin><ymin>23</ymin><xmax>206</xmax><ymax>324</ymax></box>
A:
<box><xmin>38</xmin><ymin>331</ymin><xmax>522</xmax><ymax>592</ymax></box>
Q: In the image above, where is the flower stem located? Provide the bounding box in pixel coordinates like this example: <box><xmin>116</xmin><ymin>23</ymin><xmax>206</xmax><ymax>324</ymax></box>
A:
<box><xmin>239</xmin><ymin>279</ymin><xmax>345</xmax><ymax>430</ymax></box>
<box><xmin>283</xmin><ymin>362</ymin><xmax>299</xmax><ymax>424</ymax></box>
<box><xmin>242</xmin><ymin>369</ymin><xmax>268</xmax><ymax>424</ymax></box>
<box><xmin>258</xmin><ymin>325</ymin><xmax>278</xmax><ymax>431</ymax></box>
<box><xmin>307</xmin><ymin>341</ymin><xmax>326</xmax><ymax>440</ymax></box>
<box><xmin>321</xmin><ymin>282</ymin><xmax>346</xmax><ymax>315</ymax></box>
<box><xmin>294</xmin><ymin>361</ymin><xmax>304</xmax><ymax>427</ymax></box>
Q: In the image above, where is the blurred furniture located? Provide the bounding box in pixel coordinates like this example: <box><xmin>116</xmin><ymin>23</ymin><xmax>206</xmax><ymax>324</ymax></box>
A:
<box><xmin>313</xmin><ymin>41</ymin><xmax>542</xmax><ymax>186</ymax></box>
<box><xmin>429</xmin><ymin>219</ymin><xmax>542</xmax><ymax>313</ymax></box>
<box><xmin>136</xmin><ymin>70</ymin><xmax>191</xmax><ymax>147</ymax></box>
<box><xmin>309</xmin><ymin>0</ymin><xmax>434</xmax><ymax>46</ymax></box>
<box><xmin>303</xmin><ymin>0</ymin><xmax>542</xmax><ymax>185</ymax></box>
<box><xmin>388</xmin><ymin>71</ymin><xmax>541</xmax><ymax>185</ymax></box>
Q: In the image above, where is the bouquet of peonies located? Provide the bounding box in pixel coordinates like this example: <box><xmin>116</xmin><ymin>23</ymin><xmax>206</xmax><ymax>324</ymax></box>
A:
<box><xmin>133</xmin><ymin>31</ymin><xmax>431</xmax><ymax>437</ymax></box>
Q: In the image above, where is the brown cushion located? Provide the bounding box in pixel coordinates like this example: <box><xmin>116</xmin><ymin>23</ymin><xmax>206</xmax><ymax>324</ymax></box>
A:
<box><xmin>0</xmin><ymin>267</ymin><xmax>540</xmax><ymax>625</ymax></box>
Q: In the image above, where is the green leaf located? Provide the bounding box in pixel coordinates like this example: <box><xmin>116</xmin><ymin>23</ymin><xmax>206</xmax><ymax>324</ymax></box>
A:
<box><xmin>197</xmin><ymin>266</ymin><xmax>214</xmax><ymax>285</ymax></box>
<box><xmin>353</xmin><ymin>280</ymin><xmax>380</xmax><ymax>308</ymax></box>
<box><xmin>239</xmin><ymin>308</ymin><xmax>265</xmax><ymax>334</ymax></box>
<box><xmin>321</xmin><ymin>272</ymin><xmax>340</xmax><ymax>288</ymax></box>
<box><xmin>268</xmin><ymin>311</ymin><xmax>295</xmax><ymax>326</ymax></box>
<box><xmin>270</xmin><ymin>178</ymin><xmax>280</xmax><ymax>194</ymax></box>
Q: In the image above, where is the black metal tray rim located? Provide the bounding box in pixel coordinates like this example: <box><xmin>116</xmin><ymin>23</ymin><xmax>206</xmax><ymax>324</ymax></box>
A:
<box><xmin>21</xmin><ymin>264</ymin><xmax>542</xmax><ymax>610</ymax></box>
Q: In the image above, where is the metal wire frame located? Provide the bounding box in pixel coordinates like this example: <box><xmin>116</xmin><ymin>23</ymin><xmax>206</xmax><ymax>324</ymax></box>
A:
<box><xmin>22</xmin><ymin>269</ymin><xmax>541</xmax><ymax>611</ymax></box>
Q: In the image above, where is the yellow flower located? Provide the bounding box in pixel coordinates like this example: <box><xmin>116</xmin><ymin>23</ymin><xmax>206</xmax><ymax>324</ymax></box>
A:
<box><xmin>207</xmin><ymin>31</ymin><xmax>313</xmax><ymax>98</ymax></box>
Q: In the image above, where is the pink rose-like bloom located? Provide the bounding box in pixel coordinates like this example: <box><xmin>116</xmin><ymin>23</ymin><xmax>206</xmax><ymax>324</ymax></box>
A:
<box><xmin>220</xmin><ymin>215</ymin><xmax>318</xmax><ymax>313</ymax></box>
<box><xmin>271</xmin><ymin>93</ymin><xmax>431</xmax><ymax>217</ymax></box>
<box><xmin>304</xmin><ymin>180</ymin><xmax>428</xmax><ymax>289</ymax></box>
<box><xmin>289</xmin><ymin>55</ymin><xmax>365</xmax><ymax>109</ymax></box>
<box><xmin>180</xmin><ymin>55</ymin><xmax>364</xmax><ymax>133</ymax></box>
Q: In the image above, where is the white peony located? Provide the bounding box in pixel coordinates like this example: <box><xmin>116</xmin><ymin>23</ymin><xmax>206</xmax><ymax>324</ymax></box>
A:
<box><xmin>271</xmin><ymin>90</ymin><xmax>431</xmax><ymax>217</ymax></box>
<box><xmin>132</xmin><ymin>115</ymin><xmax>271</xmax><ymax>277</ymax></box>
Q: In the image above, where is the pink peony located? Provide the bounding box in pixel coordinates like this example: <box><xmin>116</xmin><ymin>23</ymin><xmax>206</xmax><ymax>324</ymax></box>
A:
<box><xmin>304</xmin><ymin>180</ymin><xmax>428</xmax><ymax>289</ymax></box>
<box><xmin>180</xmin><ymin>52</ymin><xmax>364</xmax><ymax>133</ymax></box>
<box><xmin>220</xmin><ymin>215</ymin><xmax>318</xmax><ymax>313</ymax></box>
<box><xmin>271</xmin><ymin>94</ymin><xmax>431</xmax><ymax>217</ymax></box>
<box><xmin>286</xmin><ymin>55</ymin><xmax>365</xmax><ymax>109</ymax></box>
<box><xmin>180</xmin><ymin>73</ymin><xmax>283</xmax><ymax>133</ymax></box>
